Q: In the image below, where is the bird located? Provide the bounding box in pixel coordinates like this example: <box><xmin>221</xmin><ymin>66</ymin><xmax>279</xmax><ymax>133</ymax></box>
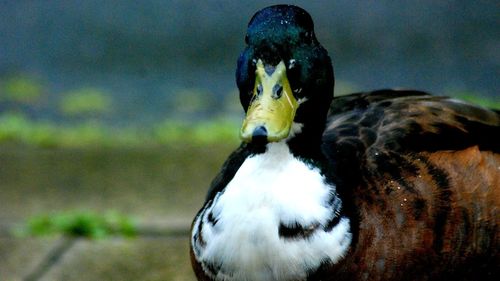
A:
<box><xmin>190</xmin><ymin>4</ymin><xmax>500</xmax><ymax>281</ymax></box>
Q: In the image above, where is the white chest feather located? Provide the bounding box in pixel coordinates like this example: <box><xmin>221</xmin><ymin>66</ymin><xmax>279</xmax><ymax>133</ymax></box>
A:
<box><xmin>192</xmin><ymin>143</ymin><xmax>351</xmax><ymax>281</ymax></box>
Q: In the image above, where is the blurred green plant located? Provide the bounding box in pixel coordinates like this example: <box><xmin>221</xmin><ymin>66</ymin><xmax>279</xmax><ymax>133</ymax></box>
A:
<box><xmin>171</xmin><ymin>88</ymin><xmax>214</xmax><ymax>114</ymax></box>
<box><xmin>455</xmin><ymin>92</ymin><xmax>500</xmax><ymax>110</ymax></box>
<box><xmin>1</xmin><ymin>84</ymin><xmax>494</xmax><ymax>149</ymax></box>
<box><xmin>0</xmin><ymin>112</ymin><xmax>116</xmax><ymax>148</ymax></box>
<box><xmin>153</xmin><ymin>118</ymin><xmax>239</xmax><ymax>145</ymax></box>
<box><xmin>59</xmin><ymin>88</ymin><xmax>112</xmax><ymax>117</ymax></box>
<box><xmin>15</xmin><ymin>210</ymin><xmax>137</xmax><ymax>239</ymax></box>
<box><xmin>0</xmin><ymin>75</ymin><xmax>43</xmax><ymax>104</ymax></box>
<box><xmin>0</xmin><ymin>112</ymin><xmax>240</xmax><ymax>148</ymax></box>
<box><xmin>0</xmin><ymin>112</ymin><xmax>58</xmax><ymax>147</ymax></box>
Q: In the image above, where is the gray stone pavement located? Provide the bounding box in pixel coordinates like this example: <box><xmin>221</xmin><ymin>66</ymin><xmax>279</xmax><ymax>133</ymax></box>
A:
<box><xmin>0</xmin><ymin>144</ymin><xmax>234</xmax><ymax>281</ymax></box>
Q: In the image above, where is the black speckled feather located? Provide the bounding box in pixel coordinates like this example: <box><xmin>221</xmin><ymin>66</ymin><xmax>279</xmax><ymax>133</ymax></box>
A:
<box><xmin>322</xmin><ymin>89</ymin><xmax>500</xmax><ymax>188</ymax></box>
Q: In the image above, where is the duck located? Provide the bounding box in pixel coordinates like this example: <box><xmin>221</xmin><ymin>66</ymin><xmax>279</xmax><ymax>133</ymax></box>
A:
<box><xmin>190</xmin><ymin>5</ymin><xmax>500</xmax><ymax>281</ymax></box>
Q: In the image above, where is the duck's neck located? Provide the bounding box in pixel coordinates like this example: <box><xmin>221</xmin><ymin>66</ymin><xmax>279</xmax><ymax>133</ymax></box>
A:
<box><xmin>246</xmin><ymin>123</ymin><xmax>328</xmax><ymax>179</ymax></box>
<box><xmin>284</xmin><ymin>121</ymin><xmax>327</xmax><ymax>168</ymax></box>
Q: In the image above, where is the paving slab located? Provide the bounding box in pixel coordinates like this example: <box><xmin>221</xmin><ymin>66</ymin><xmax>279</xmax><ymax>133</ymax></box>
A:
<box><xmin>40</xmin><ymin>236</ymin><xmax>196</xmax><ymax>281</ymax></box>
<box><xmin>0</xmin><ymin>144</ymin><xmax>233</xmax><ymax>224</ymax></box>
<box><xmin>0</xmin><ymin>236</ymin><xmax>61</xmax><ymax>281</ymax></box>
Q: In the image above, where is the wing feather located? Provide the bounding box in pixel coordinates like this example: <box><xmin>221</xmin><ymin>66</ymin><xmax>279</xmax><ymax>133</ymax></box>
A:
<box><xmin>322</xmin><ymin>89</ymin><xmax>500</xmax><ymax>187</ymax></box>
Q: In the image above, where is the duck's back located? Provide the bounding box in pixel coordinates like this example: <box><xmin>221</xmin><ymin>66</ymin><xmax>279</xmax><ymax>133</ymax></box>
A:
<box><xmin>318</xmin><ymin>89</ymin><xmax>500</xmax><ymax>280</ymax></box>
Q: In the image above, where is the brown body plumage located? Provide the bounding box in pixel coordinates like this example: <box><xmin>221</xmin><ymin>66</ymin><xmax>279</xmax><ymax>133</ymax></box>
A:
<box><xmin>312</xmin><ymin>92</ymin><xmax>500</xmax><ymax>280</ymax></box>
<box><xmin>315</xmin><ymin>148</ymin><xmax>500</xmax><ymax>280</ymax></box>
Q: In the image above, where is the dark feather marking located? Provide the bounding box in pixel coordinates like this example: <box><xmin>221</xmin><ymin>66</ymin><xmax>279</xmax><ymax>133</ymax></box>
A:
<box><xmin>195</xmin><ymin>203</ymin><xmax>210</xmax><ymax>249</ymax></box>
<box><xmin>454</xmin><ymin>115</ymin><xmax>500</xmax><ymax>152</ymax></box>
<box><xmin>207</xmin><ymin>211</ymin><xmax>219</xmax><ymax>226</ymax></box>
<box><xmin>306</xmin><ymin>258</ymin><xmax>333</xmax><ymax>280</ymax></box>
<box><xmin>279</xmin><ymin>210</ymin><xmax>343</xmax><ymax>239</ymax></box>
<box><xmin>359</xmin><ymin>127</ymin><xmax>377</xmax><ymax>147</ymax></box>
<box><xmin>384</xmin><ymin>185</ymin><xmax>393</xmax><ymax>195</ymax></box>
<box><xmin>397</xmin><ymin>178</ymin><xmax>418</xmax><ymax>195</ymax></box>
<box><xmin>335</xmin><ymin>124</ymin><xmax>360</xmax><ymax>137</ymax></box>
<box><xmin>278</xmin><ymin>221</ymin><xmax>320</xmax><ymax>239</ymax></box>
<box><xmin>373</xmin><ymin>152</ymin><xmax>404</xmax><ymax>182</ymax></box>
<box><xmin>204</xmin><ymin>261</ymin><xmax>222</xmax><ymax>277</ymax></box>
<box><xmin>324</xmin><ymin>215</ymin><xmax>342</xmax><ymax>232</ymax></box>
<box><xmin>420</xmin><ymin>156</ymin><xmax>452</xmax><ymax>253</ymax></box>
<box><xmin>412</xmin><ymin>197</ymin><xmax>426</xmax><ymax>220</ymax></box>
<box><xmin>359</xmin><ymin>107</ymin><xmax>384</xmax><ymax>127</ymax></box>
<box><xmin>378</xmin><ymin>100</ymin><xmax>392</xmax><ymax>107</ymax></box>
<box><xmin>456</xmin><ymin>206</ymin><xmax>472</xmax><ymax>258</ymax></box>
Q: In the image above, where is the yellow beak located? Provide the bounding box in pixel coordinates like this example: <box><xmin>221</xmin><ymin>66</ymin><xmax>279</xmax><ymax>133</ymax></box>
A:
<box><xmin>240</xmin><ymin>60</ymin><xmax>298</xmax><ymax>143</ymax></box>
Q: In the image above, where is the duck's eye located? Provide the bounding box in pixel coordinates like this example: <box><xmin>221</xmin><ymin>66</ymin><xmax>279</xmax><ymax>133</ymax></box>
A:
<box><xmin>288</xmin><ymin>59</ymin><xmax>296</xmax><ymax>69</ymax></box>
<box><xmin>245</xmin><ymin>34</ymin><xmax>249</xmax><ymax>44</ymax></box>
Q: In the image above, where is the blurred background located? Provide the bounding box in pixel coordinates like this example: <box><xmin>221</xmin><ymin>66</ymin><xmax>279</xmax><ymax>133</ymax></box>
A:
<box><xmin>0</xmin><ymin>0</ymin><xmax>498</xmax><ymax>147</ymax></box>
<box><xmin>0</xmin><ymin>1</ymin><xmax>498</xmax><ymax>280</ymax></box>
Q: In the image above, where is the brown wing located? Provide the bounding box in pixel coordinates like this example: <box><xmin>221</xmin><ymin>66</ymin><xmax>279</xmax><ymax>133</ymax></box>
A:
<box><xmin>322</xmin><ymin>89</ymin><xmax>500</xmax><ymax>187</ymax></box>
<box><xmin>319</xmin><ymin>89</ymin><xmax>500</xmax><ymax>280</ymax></box>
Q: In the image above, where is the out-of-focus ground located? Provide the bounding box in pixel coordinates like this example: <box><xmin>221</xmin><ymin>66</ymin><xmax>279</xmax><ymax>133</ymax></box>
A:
<box><xmin>0</xmin><ymin>144</ymin><xmax>234</xmax><ymax>280</ymax></box>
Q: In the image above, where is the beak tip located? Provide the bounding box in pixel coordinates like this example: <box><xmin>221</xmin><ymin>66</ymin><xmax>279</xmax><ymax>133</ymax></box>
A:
<box><xmin>251</xmin><ymin>126</ymin><xmax>268</xmax><ymax>144</ymax></box>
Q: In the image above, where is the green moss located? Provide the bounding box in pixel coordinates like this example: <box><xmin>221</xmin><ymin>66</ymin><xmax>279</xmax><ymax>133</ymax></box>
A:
<box><xmin>0</xmin><ymin>75</ymin><xmax>43</xmax><ymax>103</ymax></box>
<box><xmin>16</xmin><ymin>210</ymin><xmax>137</xmax><ymax>239</ymax></box>
<box><xmin>59</xmin><ymin>88</ymin><xmax>112</xmax><ymax>116</ymax></box>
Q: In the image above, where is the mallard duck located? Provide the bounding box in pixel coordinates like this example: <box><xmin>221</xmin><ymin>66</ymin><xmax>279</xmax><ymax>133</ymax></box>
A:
<box><xmin>190</xmin><ymin>5</ymin><xmax>500</xmax><ymax>281</ymax></box>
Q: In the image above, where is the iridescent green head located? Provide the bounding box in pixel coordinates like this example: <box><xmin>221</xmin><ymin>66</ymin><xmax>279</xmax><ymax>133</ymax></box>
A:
<box><xmin>236</xmin><ymin>5</ymin><xmax>334</xmax><ymax>144</ymax></box>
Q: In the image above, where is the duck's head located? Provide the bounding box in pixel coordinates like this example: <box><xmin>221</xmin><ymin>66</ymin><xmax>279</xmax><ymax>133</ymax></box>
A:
<box><xmin>237</xmin><ymin>5</ymin><xmax>334</xmax><ymax>144</ymax></box>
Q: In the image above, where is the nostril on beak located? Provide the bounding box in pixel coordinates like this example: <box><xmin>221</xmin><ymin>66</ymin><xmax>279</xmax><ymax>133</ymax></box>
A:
<box><xmin>272</xmin><ymin>84</ymin><xmax>283</xmax><ymax>99</ymax></box>
<box><xmin>252</xmin><ymin>126</ymin><xmax>268</xmax><ymax>143</ymax></box>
